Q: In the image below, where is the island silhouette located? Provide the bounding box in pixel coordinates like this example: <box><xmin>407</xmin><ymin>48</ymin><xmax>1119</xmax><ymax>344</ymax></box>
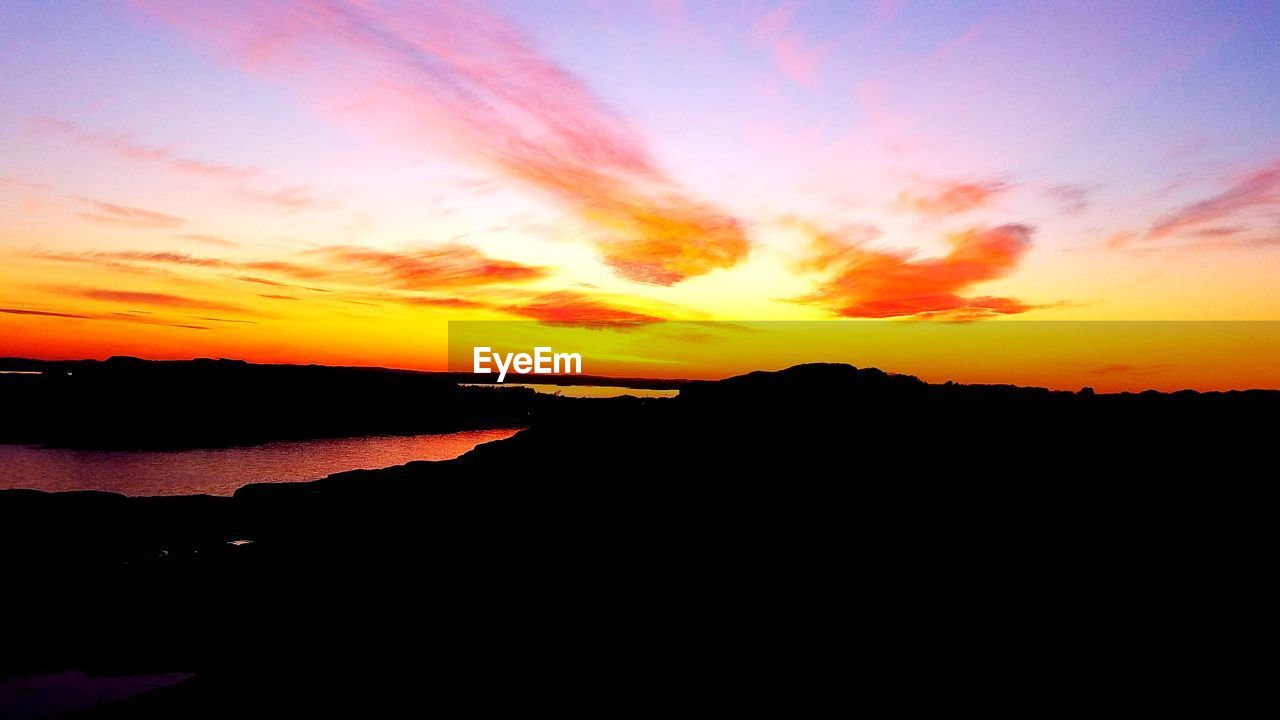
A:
<box><xmin>1</xmin><ymin>359</ymin><xmax>1270</xmax><ymax>715</ymax></box>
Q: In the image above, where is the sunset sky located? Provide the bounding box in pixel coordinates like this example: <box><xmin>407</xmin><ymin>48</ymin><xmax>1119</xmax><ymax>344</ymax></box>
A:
<box><xmin>2</xmin><ymin>1</ymin><xmax>1279</xmax><ymax>388</ymax></box>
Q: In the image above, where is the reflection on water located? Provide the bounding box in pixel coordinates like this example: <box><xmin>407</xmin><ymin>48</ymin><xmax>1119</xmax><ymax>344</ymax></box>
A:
<box><xmin>0</xmin><ymin>670</ymin><xmax>193</xmax><ymax>719</ymax></box>
<box><xmin>0</xmin><ymin>428</ymin><xmax>521</xmax><ymax>497</ymax></box>
<box><xmin>463</xmin><ymin>383</ymin><xmax>680</xmax><ymax>398</ymax></box>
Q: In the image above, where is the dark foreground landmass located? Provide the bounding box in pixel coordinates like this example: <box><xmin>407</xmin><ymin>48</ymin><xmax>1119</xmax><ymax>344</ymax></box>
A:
<box><xmin>1</xmin><ymin>362</ymin><xmax>1272</xmax><ymax>715</ymax></box>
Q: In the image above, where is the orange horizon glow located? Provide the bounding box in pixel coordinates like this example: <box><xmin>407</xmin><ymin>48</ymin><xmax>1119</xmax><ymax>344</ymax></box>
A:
<box><xmin>4</xmin><ymin>1</ymin><xmax>1280</xmax><ymax>391</ymax></box>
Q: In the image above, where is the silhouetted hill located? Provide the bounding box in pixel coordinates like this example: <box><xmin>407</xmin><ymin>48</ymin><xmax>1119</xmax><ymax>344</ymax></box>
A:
<box><xmin>0</xmin><ymin>356</ymin><xmax>542</xmax><ymax>449</ymax></box>
<box><xmin>1</xmin><ymin>356</ymin><xmax>1272</xmax><ymax>450</ymax></box>
<box><xmin>0</xmin><ymin>362</ymin><xmax>1271</xmax><ymax>715</ymax></box>
<box><xmin>0</xmin><ymin>356</ymin><xmax>687</xmax><ymax>449</ymax></box>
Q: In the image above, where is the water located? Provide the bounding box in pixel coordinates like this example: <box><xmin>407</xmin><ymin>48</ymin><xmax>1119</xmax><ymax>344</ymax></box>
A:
<box><xmin>0</xmin><ymin>671</ymin><xmax>193</xmax><ymax>719</ymax></box>
<box><xmin>0</xmin><ymin>428</ymin><xmax>521</xmax><ymax>497</ymax></box>
<box><xmin>463</xmin><ymin>383</ymin><xmax>680</xmax><ymax>398</ymax></box>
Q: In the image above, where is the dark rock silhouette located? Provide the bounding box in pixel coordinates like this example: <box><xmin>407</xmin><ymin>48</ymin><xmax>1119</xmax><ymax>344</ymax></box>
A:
<box><xmin>0</xmin><ymin>362</ymin><xmax>1270</xmax><ymax>715</ymax></box>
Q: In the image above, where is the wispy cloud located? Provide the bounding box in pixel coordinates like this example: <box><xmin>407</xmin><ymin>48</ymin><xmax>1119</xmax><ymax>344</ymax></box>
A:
<box><xmin>237</xmin><ymin>184</ymin><xmax>332</xmax><ymax>210</ymax></box>
<box><xmin>49</xmin><ymin>286</ymin><xmax>244</xmax><ymax>313</ymax></box>
<box><xmin>1086</xmin><ymin>363</ymin><xmax>1167</xmax><ymax>377</ymax></box>
<box><xmin>74</xmin><ymin>197</ymin><xmax>185</xmax><ymax>229</ymax></box>
<box><xmin>1149</xmin><ymin>158</ymin><xmax>1280</xmax><ymax>238</ymax></box>
<box><xmin>899</xmin><ymin>178</ymin><xmax>1011</xmax><ymax>218</ymax></box>
<box><xmin>1</xmin><ymin>307</ymin><xmax>91</xmax><ymax>319</ymax></box>
<box><xmin>33</xmin><ymin>242</ymin><xmax>549</xmax><ymax>292</ymax></box>
<box><xmin>0</xmin><ymin>177</ymin><xmax>49</xmax><ymax>191</ymax></box>
<box><xmin>1191</xmin><ymin>226</ymin><xmax>1247</xmax><ymax>238</ymax></box>
<box><xmin>502</xmin><ymin>291</ymin><xmax>663</xmax><ymax>327</ymax></box>
<box><xmin>1105</xmin><ymin>230</ymin><xmax>1137</xmax><ymax>249</ymax></box>
<box><xmin>193</xmin><ymin>316</ymin><xmax>257</xmax><ymax>324</ymax></box>
<box><xmin>175</xmin><ymin>233</ymin><xmax>238</xmax><ymax>247</ymax></box>
<box><xmin>2</xmin><ymin>305</ymin><xmax>211</xmax><ymax>330</ymax></box>
<box><xmin>750</xmin><ymin>1</ymin><xmax>830</xmax><ymax>89</ymax></box>
<box><xmin>32</xmin><ymin>116</ymin><xmax>257</xmax><ymax>179</ymax></box>
<box><xmin>1045</xmin><ymin>183</ymin><xmax>1098</xmax><ymax>215</ymax></box>
<box><xmin>794</xmin><ymin>222</ymin><xmax>1035</xmax><ymax>319</ymax></box>
<box><xmin>133</xmin><ymin>0</ymin><xmax>749</xmax><ymax>285</ymax></box>
<box><xmin>304</xmin><ymin>244</ymin><xmax>549</xmax><ymax>289</ymax></box>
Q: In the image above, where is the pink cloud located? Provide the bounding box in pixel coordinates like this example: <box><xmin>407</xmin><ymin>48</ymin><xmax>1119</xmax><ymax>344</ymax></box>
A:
<box><xmin>926</xmin><ymin>24</ymin><xmax>985</xmax><ymax>68</ymax></box>
<box><xmin>750</xmin><ymin>1</ymin><xmax>830</xmax><ymax>89</ymax></box>
<box><xmin>1148</xmin><ymin>158</ymin><xmax>1280</xmax><ymax>238</ymax></box>
<box><xmin>35</xmin><ymin>242</ymin><xmax>549</xmax><ymax>291</ymax></box>
<box><xmin>74</xmin><ymin>197</ymin><xmax>185</xmax><ymax>228</ymax></box>
<box><xmin>132</xmin><ymin>0</ymin><xmax>748</xmax><ymax>285</ymax></box>
<box><xmin>899</xmin><ymin>178</ymin><xmax>1012</xmax><ymax>217</ymax></box>
<box><xmin>773</xmin><ymin>35</ymin><xmax>829</xmax><ymax>89</ymax></box>
<box><xmin>32</xmin><ymin>116</ymin><xmax>257</xmax><ymax>179</ymax></box>
<box><xmin>237</xmin><ymin>184</ymin><xmax>332</xmax><ymax>210</ymax></box>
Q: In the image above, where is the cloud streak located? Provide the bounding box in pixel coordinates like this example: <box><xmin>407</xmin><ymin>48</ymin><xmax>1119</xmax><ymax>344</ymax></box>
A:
<box><xmin>237</xmin><ymin>184</ymin><xmax>332</xmax><ymax>210</ymax></box>
<box><xmin>1149</xmin><ymin>159</ymin><xmax>1280</xmax><ymax>238</ymax></box>
<box><xmin>501</xmin><ymin>291</ymin><xmax>663</xmax><ymax>327</ymax></box>
<box><xmin>1</xmin><ymin>307</ymin><xmax>92</xmax><ymax>319</ymax></box>
<box><xmin>33</xmin><ymin>116</ymin><xmax>257</xmax><ymax>179</ymax></box>
<box><xmin>176</xmin><ymin>233</ymin><xmax>239</xmax><ymax>248</ymax></box>
<box><xmin>1046</xmin><ymin>184</ymin><xmax>1097</xmax><ymax>215</ymax></box>
<box><xmin>1</xmin><ymin>305</ymin><xmax>210</xmax><ymax>330</ymax></box>
<box><xmin>35</xmin><ymin>242</ymin><xmax>547</xmax><ymax>292</ymax></box>
<box><xmin>75</xmin><ymin>197</ymin><xmax>185</xmax><ymax>229</ymax></box>
<box><xmin>49</xmin><ymin>286</ymin><xmax>244</xmax><ymax>313</ymax></box>
<box><xmin>750</xmin><ymin>1</ymin><xmax>830</xmax><ymax>89</ymax></box>
<box><xmin>304</xmin><ymin>244</ymin><xmax>549</xmax><ymax>289</ymax></box>
<box><xmin>899</xmin><ymin>178</ymin><xmax>1011</xmax><ymax>218</ymax></box>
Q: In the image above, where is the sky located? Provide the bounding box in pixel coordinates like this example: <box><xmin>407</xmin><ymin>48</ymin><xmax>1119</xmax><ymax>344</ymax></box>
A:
<box><xmin>2</xmin><ymin>0</ymin><xmax>1279</xmax><ymax>388</ymax></box>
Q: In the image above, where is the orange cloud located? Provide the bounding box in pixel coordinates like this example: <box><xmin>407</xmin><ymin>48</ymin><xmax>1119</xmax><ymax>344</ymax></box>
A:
<box><xmin>175</xmin><ymin>233</ymin><xmax>238</xmax><ymax>247</ymax></box>
<box><xmin>899</xmin><ymin>178</ymin><xmax>1010</xmax><ymax>217</ymax></box>
<box><xmin>2</xmin><ymin>305</ymin><xmax>212</xmax><ymax>331</ymax></box>
<box><xmin>502</xmin><ymin>291</ymin><xmax>663</xmax><ymax>327</ymax></box>
<box><xmin>1</xmin><ymin>307</ymin><xmax>91</xmax><ymax>319</ymax></box>
<box><xmin>34</xmin><ymin>243</ymin><xmax>548</xmax><ymax>292</ymax></box>
<box><xmin>1105</xmin><ymin>230</ymin><xmax>1137</xmax><ymax>249</ymax></box>
<box><xmin>392</xmin><ymin>295</ymin><xmax>488</xmax><ymax>310</ymax></box>
<box><xmin>74</xmin><ymin>197</ymin><xmax>185</xmax><ymax>229</ymax></box>
<box><xmin>193</xmin><ymin>316</ymin><xmax>257</xmax><ymax>324</ymax></box>
<box><xmin>794</xmin><ymin>223</ymin><xmax>1035</xmax><ymax>319</ymax></box>
<box><xmin>133</xmin><ymin>0</ymin><xmax>749</xmax><ymax>285</ymax></box>
<box><xmin>305</xmin><ymin>244</ymin><xmax>549</xmax><ymax>289</ymax></box>
<box><xmin>50</xmin><ymin>286</ymin><xmax>244</xmax><ymax>313</ymax></box>
<box><xmin>1192</xmin><ymin>226</ymin><xmax>1247</xmax><ymax>237</ymax></box>
<box><xmin>505</xmin><ymin>160</ymin><xmax>746</xmax><ymax>284</ymax></box>
<box><xmin>84</xmin><ymin>250</ymin><xmax>229</xmax><ymax>267</ymax></box>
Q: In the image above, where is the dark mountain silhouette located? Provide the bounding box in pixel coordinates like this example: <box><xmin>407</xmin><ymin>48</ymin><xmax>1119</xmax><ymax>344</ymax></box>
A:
<box><xmin>0</xmin><ymin>362</ymin><xmax>1270</xmax><ymax>715</ymax></box>
<box><xmin>0</xmin><ymin>356</ymin><xmax>686</xmax><ymax>450</ymax></box>
<box><xmin>0</xmin><ymin>357</ymin><xmax>546</xmax><ymax>449</ymax></box>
